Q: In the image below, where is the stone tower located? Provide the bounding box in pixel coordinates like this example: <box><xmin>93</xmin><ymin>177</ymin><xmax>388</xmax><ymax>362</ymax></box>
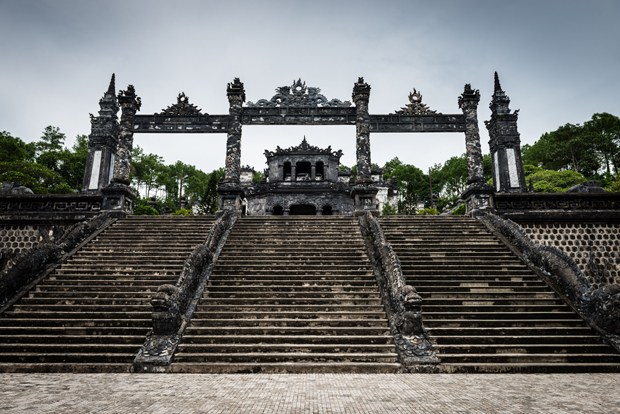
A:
<box><xmin>485</xmin><ymin>72</ymin><xmax>527</xmax><ymax>193</ymax></box>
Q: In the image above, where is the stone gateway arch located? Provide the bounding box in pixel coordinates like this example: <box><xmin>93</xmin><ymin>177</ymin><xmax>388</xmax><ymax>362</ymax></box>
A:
<box><xmin>82</xmin><ymin>74</ymin><xmax>526</xmax><ymax>216</ymax></box>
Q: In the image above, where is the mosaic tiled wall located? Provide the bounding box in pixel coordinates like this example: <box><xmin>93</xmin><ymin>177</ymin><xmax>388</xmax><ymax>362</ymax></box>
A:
<box><xmin>521</xmin><ymin>222</ymin><xmax>620</xmax><ymax>289</ymax></box>
<box><xmin>0</xmin><ymin>225</ymin><xmax>66</xmax><ymax>254</ymax></box>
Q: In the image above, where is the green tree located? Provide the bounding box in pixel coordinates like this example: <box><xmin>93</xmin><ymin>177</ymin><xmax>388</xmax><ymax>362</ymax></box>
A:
<box><xmin>526</xmin><ymin>169</ymin><xmax>587</xmax><ymax>193</ymax></box>
<box><xmin>0</xmin><ymin>131</ymin><xmax>35</xmax><ymax>162</ymax></box>
<box><xmin>0</xmin><ymin>161</ymin><xmax>72</xmax><ymax>194</ymax></box>
<box><xmin>583</xmin><ymin>113</ymin><xmax>620</xmax><ymax>175</ymax></box>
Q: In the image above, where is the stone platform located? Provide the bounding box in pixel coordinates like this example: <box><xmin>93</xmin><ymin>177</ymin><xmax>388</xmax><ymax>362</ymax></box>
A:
<box><xmin>1</xmin><ymin>373</ymin><xmax>619</xmax><ymax>413</ymax></box>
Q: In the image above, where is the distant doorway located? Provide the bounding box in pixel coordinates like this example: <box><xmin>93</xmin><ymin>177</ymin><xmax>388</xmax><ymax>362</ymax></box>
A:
<box><xmin>290</xmin><ymin>204</ymin><xmax>316</xmax><ymax>215</ymax></box>
<box><xmin>322</xmin><ymin>205</ymin><xmax>333</xmax><ymax>215</ymax></box>
<box><xmin>273</xmin><ymin>206</ymin><xmax>284</xmax><ymax>215</ymax></box>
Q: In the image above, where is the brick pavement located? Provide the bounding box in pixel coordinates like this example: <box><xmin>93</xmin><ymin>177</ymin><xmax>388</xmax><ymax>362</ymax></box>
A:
<box><xmin>1</xmin><ymin>374</ymin><xmax>619</xmax><ymax>414</ymax></box>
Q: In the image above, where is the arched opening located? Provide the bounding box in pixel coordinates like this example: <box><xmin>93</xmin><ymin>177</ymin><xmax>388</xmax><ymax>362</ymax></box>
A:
<box><xmin>322</xmin><ymin>205</ymin><xmax>333</xmax><ymax>215</ymax></box>
<box><xmin>296</xmin><ymin>161</ymin><xmax>311</xmax><ymax>180</ymax></box>
<box><xmin>283</xmin><ymin>162</ymin><xmax>291</xmax><ymax>181</ymax></box>
<box><xmin>273</xmin><ymin>206</ymin><xmax>284</xmax><ymax>215</ymax></box>
<box><xmin>316</xmin><ymin>161</ymin><xmax>324</xmax><ymax>180</ymax></box>
<box><xmin>290</xmin><ymin>204</ymin><xmax>316</xmax><ymax>215</ymax></box>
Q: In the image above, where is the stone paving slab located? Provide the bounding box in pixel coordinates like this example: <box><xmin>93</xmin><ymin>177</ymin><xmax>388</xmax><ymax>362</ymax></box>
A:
<box><xmin>1</xmin><ymin>373</ymin><xmax>619</xmax><ymax>414</ymax></box>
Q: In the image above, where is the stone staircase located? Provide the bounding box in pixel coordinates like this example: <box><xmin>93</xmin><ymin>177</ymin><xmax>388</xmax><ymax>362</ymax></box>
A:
<box><xmin>0</xmin><ymin>215</ymin><xmax>214</xmax><ymax>373</ymax></box>
<box><xmin>380</xmin><ymin>215</ymin><xmax>620</xmax><ymax>373</ymax></box>
<box><xmin>171</xmin><ymin>216</ymin><xmax>400</xmax><ymax>373</ymax></box>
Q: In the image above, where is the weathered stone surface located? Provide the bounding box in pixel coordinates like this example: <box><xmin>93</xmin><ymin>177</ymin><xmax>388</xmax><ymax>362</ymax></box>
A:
<box><xmin>458</xmin><ymin>83</ymin><xmax>485</xmax><ymax>185</ymax></box>
<box><xmin>247</xmin><ymin>79</ymin><xmax>351</xmax><ymax>108</ymax></box>
<box><xmin>485</xmin><ymin>72</ymin><xmax>527</xmax><ymax>193</ymax></box>
<box><xmin>352</xmin><ymin>78</ymin><xmax>372</xmax><ymax>184</ymax></box>
<box><xmin>134</xmin><ymin>211</ymin><xmax>236</xmax><ymax>370</ymax></box>
<box><xmin>566</xmin><ymin>180</ymin><xmax>607</xmax><ymax>193</ymax></box>
<box><xmin>358</xmin><ymin>211</ymin><xmax>437</xmax><ymax>369</ymax></box>
<box><xmin>224</xmin><ymin>78</ymin><xmax>245</xmax><ymax>184</ymax></box>
<box><xmin>112</xmin><ymin>85</ymin><xmax>141</xmax><ymax>186</ymax></box>
<box><xmin>82</xmin><ymin>74</ymin><xmax>119</xmax><ymax>193</ymax></box>
<box><xmin>480</xmin><ymin>213</ymin><xmax>620</xmax><ymax>341</ymax></box>
<box><xmin>0</xmin><ymin>213</ymin><xmax>112</xmax><ymax>308</ymax></box>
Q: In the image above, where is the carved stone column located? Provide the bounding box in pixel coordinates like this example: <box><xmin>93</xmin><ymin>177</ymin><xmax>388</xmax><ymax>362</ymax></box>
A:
<box><xmin>485</xmin><ymin>72</ymin><xmax>527</xmax><ymax>193</ymax></box>
<box><xmin>82</xmin><ymin>74</ymin><xmax>119</xmax><ymax>193</ymax></box>
<box><xmin>112</xmin><ymin>85</ymin><xmax>141</xmax><ymax>186</ymax></box>
<box><xmin>459</xmin><ymin>83</ymin><xmax>495</xmax><ymax>216</ymax></box>
<box><xmin>311</xmin><ymin>164</ymin><xmax>316</xmax><ymax>180</ymax></box>
<box><xmin>459</xmin><ymin>84</ymin><xmax>486</xmax><ymax>185</ymax></box>
<box><xmin>217</xmin><ymin>78</ymin><xmax>245</xmax><ymax>214</ymax></box>
<box><xmin>291</xmin><ymin>165</ymin><xmax>297</xmax><ymax>181</ymax></box>
<box><xmin>101</xmin><ymin>84</ymin><xmax>141</xmax><ymax>215</ymax></box>
<box><xmin>351</xmin><ymin>77</ymin><xmax>378</xmax><ymax>216</ymax></box>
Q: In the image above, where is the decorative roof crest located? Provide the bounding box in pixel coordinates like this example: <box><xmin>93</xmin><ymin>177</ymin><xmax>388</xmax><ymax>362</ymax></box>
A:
<box><xmin>393</xmin><ymin>89</ymin><xmax>439</xmax><ymax>115</ymax></box>
<box><xmin>158</xmin><ymin>93</ymin><xmax>203</xmax><ymax>116</ymax></box>
<box><xmin>264</xmin><ymin>136</ymin><xmax>344</xmax><ymax>158</ymax></box>
<box><xmin>247</xmin><ymin>79</ymin><xmax>351</xmax><ymax>108</ymax></box>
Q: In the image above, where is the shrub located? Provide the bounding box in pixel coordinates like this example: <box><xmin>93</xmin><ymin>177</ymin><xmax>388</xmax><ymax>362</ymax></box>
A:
<box><xmin>171</xmin><ymin>208</ymin><xmax>192</xmax><ymax>216</ymax></box>
<box><xmin>417</xmin><ymin>207</ymin><xmax>439</xmax><ymax>216</ymax></box>
<box><xmin>381</xmin><ymin>203</ymin><xmax>397</xmax><ymax>216</ymax></box>
<box><xmin>451</xmin><ymin>204</ymin><xmax>466</xmax><ymax>215</ymax></box>
<box><xmin>134</xmin><ymin>205</ymin><xmax>159</xmax><ymax>215</ymax></box>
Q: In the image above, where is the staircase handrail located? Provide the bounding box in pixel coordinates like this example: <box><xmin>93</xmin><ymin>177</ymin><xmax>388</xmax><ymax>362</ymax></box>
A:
<box><xmin>358</xmin><ymin>212</ymin><xmax>437</xmax><ymax>369</ymax></box>
<box><xmin>134</xmin><ymin>210</ymin><xmax>237</xmax><ymax>371</ymax></box>
<box><xmin>479</xmin><ymin>212</ymin><xmax>620</xmax><ymax>350</ymax></box>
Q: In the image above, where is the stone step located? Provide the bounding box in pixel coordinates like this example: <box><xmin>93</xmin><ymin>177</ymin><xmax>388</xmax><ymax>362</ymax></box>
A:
<box><xmin>167</xmin><ymin>362</ymin><xmax>401</xmax><ymax>374</ymax></box>
<box><xmin>192</xmin><ymin>312</ymin><xmax>386</xmax><ymax>319</ymax></box>
<box><xmin>426</xmin><ymin>327</ymin><xmax>595</xmax><ymax>336</ymax></box>
<box><xmin>181</xmin><ymin>334</ymin><xmax>394</xmax><ymax>345</ymax></box>
<box><xmin>0</xmin><ymin>318</ymin><xmax>151</xmax><ymax>328</ymax></box>
<box><xmin>433</xmin><ymin>344</ymin><xmax>615</xmax><ymax>354</ymax></box>
<box><xmin>437</xmin><ymin>353</ymin><xmax>620</xmax><ymax>364</ymax></box>
<box><xmin>172</xmin><ymin>352</ymin><xmax>399</xmax><ymax>364</ymax></box>
<box><xmin>177</xmin><ymin>344</ymin><xmax>396</xmax><ymax>353</ymax></box>
<box><xmin>183</xmin><ymin>327</ymin><xmax>391</xmax><ymax>336</ymax></box>
<box><xmin>424</xmin><ymin>312</ymin><xmax>580</xmax><ymax>320</ymax></box>
<box><xmin>189</xmin><ymin>319</ymin><xmax>389</xmax><ymax>328</ymax></box>
<box><xmin>435</xmin><ymin>363</ymin><xmax>620</xmax><ymax>374</ymax></box>
<box><xmin>431</xmin><ymin>335</ymin><xmax>606</xmax><ymax>345</ymax></box>
<box><xmin>422</xmin><ymin>319</ymin><xmax>586</xmax><ymax>328</ymax></box>
<box><xmin>0</xmin><ymin>353</ymin><xmax>138</xmax><ymax>364</ymax></box>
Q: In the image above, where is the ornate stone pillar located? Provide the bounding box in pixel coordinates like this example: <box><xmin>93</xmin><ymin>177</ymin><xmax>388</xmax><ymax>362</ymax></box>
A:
<box><xmin>112</xmin><ymin>85</ymin><xmax>141</xmax><ymax>186</ymax></box>
<box><xmin>351</xmin><ymin>77</ymin><xmax>378</xmax><ymax>216</ymax></box>
<box><xmin>82</xmin><ymin>74</ymin><xmax>119</xmax><ymax>193</ymax></box>
<box><xmin>291</xmin><ymin>165</ymin><xmax>297</xmax><ymax>181</ymax></box>
<box><xmin>485</xmin><ymin>72</ymin><xmax>527</xmax><ymax>193</ymax></box>
<box><xmin>459</xmin><ymin>84</ymin><xmax>485</xmax><ymax>185</ymax></box>
<box><xmin>101</xmin><ymin>84</ymin><xmax>141</xmax><ymax>215</ymax></box>
<box><xmin>311</xmin><ymin>164</ymin><xmax>316</xmax><ymax>180</ymax></box>
<box><xmin>217</xmin><ymin>78</ymin><xmax>245</xmax><ymax>215</ymax></box>
<box><xmin>459</xmin><ymin>83</ymin><xmax>495</xmax><ymax>216</ymax></box>
<box><xmin>278</xmin><ymin>164</ymin><xmax>284</xmax><ymax>181</ymax></box>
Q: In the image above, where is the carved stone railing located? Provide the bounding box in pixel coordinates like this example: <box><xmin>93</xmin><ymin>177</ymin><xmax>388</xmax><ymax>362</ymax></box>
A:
<box><xmin>133</xmin><ymin>210</ymin><xmax>237</xmax><ymax>372</ymax></box>
<box><xmin>0</xmin><ymin>213</ymin><xmax>115</xmax><ymax>311</ymax></box>
<box><xmin>358</xmin><ymin>212</ymin><xmax>437</xmax><ymax>371</ymax></box>
<box><xmin>493</xmin><ymin>192</ymin><xmax>620</xmax><ymax>221</ymax></box>
<box><xmin>479</xmin><ymin>213</ymin><xmax>620</xmax><ymax>351</ymax></box>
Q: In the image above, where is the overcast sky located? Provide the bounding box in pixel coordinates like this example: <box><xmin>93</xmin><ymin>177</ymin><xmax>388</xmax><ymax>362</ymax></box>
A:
<box><xmin>1</xmin><ymin>0</ymin><xmax>619</xmax><ymax>174</ymax></box>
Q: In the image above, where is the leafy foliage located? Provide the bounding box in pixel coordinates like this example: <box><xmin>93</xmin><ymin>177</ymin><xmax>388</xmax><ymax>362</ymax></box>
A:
<box><xmin>451</xmin><ymin>204</ymin><xmax>466</xmax><ymax>215</ymax></box>
<box><xmin>381</xmin><ymin>202</ymin><xmax>397</xmax><ymax>216</ymax></box>
<box><xmin>0</xmin><ymin>161</ymin><xmax>73</xmax><ymax>194</ymax></box>
<box><xmin>171</xmin><ymin>208</ymin><xmax>192</xmax><ymax>216</ymax></box>
<box><xmin>525</xmin><ymin>168</ymin><xmax>587</xmax><ymax>193</ymax></box>
<box><xmin>134</xmin><ymin>205</ymin><xmax>160</xmax><ymax>215</ymax></box>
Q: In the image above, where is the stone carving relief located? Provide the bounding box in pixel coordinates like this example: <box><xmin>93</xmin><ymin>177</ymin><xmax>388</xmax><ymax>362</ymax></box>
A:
<box><xmin>264</xmin><ymin>137</ymin><xmax>343</xmax><ymax>158</ymax></box>
<box><xmin>394</xmin><ymin>89</ymin><xmax>439</xmax><ymax>115</ymax></box>
<box><xmin>158</xmin><ymin>93</ymin><xmax>203</xmax><ymax>116</ymax></box>
<box><xmin>247</xmin><ymin>79</ymin><xmax>351</xmax><ymax>108</ymax></box>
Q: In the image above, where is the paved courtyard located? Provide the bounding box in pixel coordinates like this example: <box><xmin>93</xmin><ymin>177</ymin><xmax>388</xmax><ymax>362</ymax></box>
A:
<box><xmin>1</xmin><ymin>373</ymin><xmax>619</xmax><ymax>413</ymax></box>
